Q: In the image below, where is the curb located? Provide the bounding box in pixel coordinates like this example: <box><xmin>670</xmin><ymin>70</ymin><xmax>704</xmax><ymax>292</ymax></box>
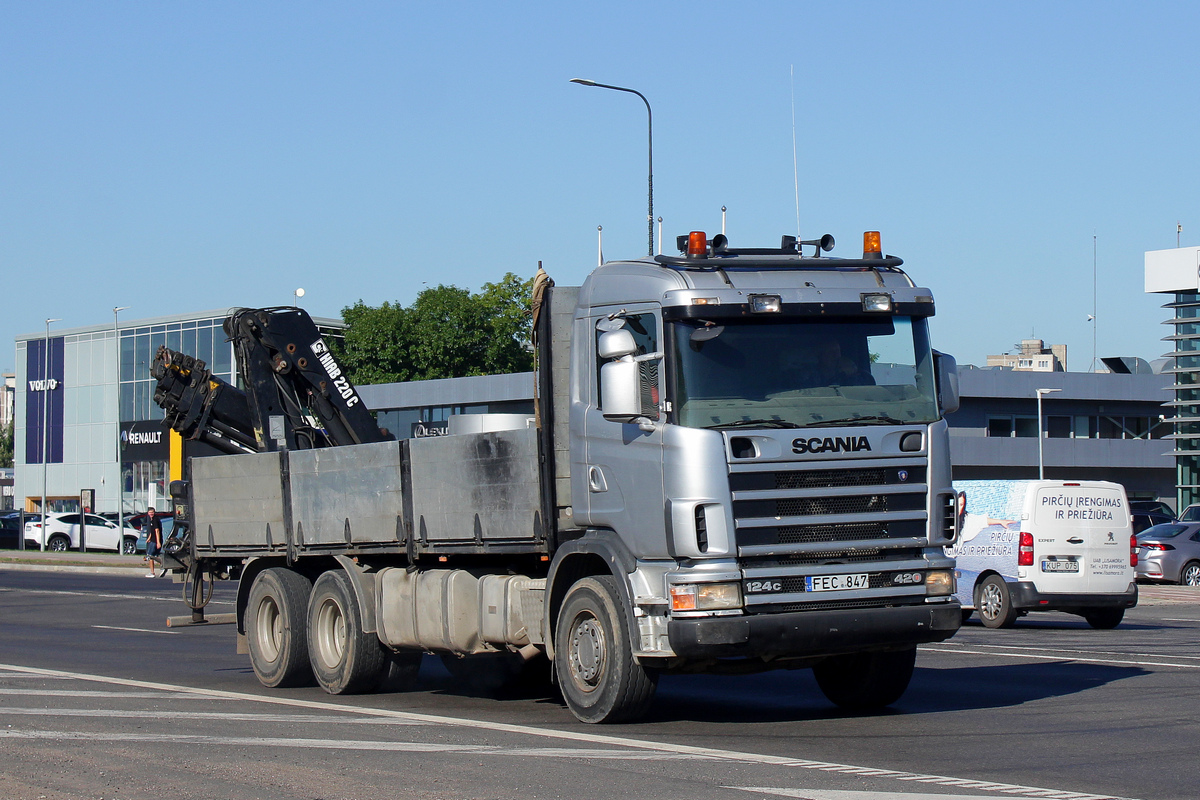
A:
<box><xmin>0</xmin><ymin>562</ymin><xmax>149</xmax><ymax>577</ymax></box>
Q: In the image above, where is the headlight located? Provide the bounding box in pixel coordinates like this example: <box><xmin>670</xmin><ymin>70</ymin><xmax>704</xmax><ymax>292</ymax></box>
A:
<box><xmin>925</xmin><ymin>570</ymin><xmax>955</xmax><ymax>597</ymax></box>
<box><xmin>861</xmin><ymin>292</ymin><xmax>894</xmax><ymax>313</ymax></box>
<box><xmin>670</xmin><ymin>582</ymin><xmax>742</xmax><ymax>611</ymax></box>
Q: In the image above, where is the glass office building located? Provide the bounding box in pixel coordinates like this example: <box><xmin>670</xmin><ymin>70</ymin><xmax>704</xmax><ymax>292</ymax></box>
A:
<box><xmin>13</xmin><ymin>310</ymin><xmax>342</xmax><ymax>515</ymax></box>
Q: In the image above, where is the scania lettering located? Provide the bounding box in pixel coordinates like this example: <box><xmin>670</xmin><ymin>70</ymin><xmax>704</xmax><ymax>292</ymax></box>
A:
<box><xmin>153</xmin><ymin>230</ymin><xmax>962</xmax><ymax>723</ymax></box>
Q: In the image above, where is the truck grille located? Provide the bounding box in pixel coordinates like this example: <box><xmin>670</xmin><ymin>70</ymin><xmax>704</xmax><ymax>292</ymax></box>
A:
<box><xmin>731</xmin><ymin>460</ymin><xmax>929</xmax><ymax>555</ymax></box>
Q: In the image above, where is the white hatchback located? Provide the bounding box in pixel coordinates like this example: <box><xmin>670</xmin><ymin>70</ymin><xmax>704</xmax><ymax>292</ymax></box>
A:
<box><xmin>25</xmin><ymin>513</ymin><xmax>141</xmax><ymax>554</ymax></box>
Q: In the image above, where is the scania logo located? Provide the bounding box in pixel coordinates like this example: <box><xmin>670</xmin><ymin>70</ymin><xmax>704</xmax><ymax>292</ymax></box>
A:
<box><xmin>791</xmin><ymin>436</ymin><xmax>871</xmax><ymax>455</ymax></box>
<box><xmin>898</xmin><ymin>469</ymin><xmax>909</xmax><ymax>482</ymax></box>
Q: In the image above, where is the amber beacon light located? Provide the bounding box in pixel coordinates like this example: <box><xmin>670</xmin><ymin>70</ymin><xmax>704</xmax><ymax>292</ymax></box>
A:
<box><xmin>863</xmin><ymin>231</ymin><xmax>883</xmax><ymax>259</ymax></box>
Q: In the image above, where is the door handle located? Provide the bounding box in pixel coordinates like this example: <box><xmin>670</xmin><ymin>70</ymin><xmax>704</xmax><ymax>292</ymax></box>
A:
<box><xmin>1066</xmin><ymin>537</ymin><xmax>1084</xmax><ymax>544</ymax></box>
<box><xmin>588</xmin><ymin>466</ymin><xmax>608</xmax><ymax>493</ymax></box>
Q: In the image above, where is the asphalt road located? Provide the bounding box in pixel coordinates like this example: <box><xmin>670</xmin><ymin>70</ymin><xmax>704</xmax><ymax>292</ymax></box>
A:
<box><xmin>1</xmin><ymin>568</ymin><xmax>1197</xmax><ymax>800</ymax></box>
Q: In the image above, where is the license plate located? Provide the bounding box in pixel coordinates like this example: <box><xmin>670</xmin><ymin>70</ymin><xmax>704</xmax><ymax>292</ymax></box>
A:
<box><xmin>1042</xmin><ymin>559</ymin><xmax>1079</xmax><ymax>573</ymax></box>
<box><xmin>806</xmin><ymin>573</ymin><xmax>869</xmax><ymax>592</ymax></box>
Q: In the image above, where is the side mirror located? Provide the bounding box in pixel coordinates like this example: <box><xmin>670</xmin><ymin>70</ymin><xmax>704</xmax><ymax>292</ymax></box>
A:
<box><xmin>933</xmin><ymin>350</ymin><xmax>960</xmax><ymax>415</ymax></box>
<box><xmin>598</xmin><ymin>329</ymin><xmax>638</xmax><ymax>359</ymax></box>
<box><xmin>601</xmin><ymin>360</ymin><xmax>642</xmax><ymax>422</ymax></box>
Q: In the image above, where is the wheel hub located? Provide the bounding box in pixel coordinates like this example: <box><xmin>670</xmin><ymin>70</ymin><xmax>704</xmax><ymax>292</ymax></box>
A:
<box><xmin>570</xmin><ymin>615</ymin><xmax>605</xmax><ymax>689</ymax></box>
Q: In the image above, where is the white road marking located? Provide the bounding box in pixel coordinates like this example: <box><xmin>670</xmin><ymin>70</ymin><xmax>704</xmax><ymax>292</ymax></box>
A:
<box><xmin>1160</xmin><ymin>618</ymin><xmax>1200</xmax><ymax>623</ymax></box>
<box><xmin>924</xmin><ymin>645</ymin><xmax>1200</xmax><ymax>670</ymax></box>
<box><xmin>729</xmin><ymin>790</ymin><xmax>1082</xmax><ymax>800</ymax></box>
<box><xmin>0</xmin><ymin>707</ymin><xmax>424</xmax><ymax>725</ymax></box>
<box><xmin>0</xmin><ymin>587</ymin><xmax>233</xmax><ymax>606</ymax></box>
<box><xmin>91</xmin><ymin>624</ymin><xmax>180</xmax><ymax>635</ymax></box>
<box><xmin>935</xmin><ymin>641</ymin><xmax>1200</xmax><ymax>661</ymax></box>
<box><xmin>0</xmin><ymin>662</ymin><xmax>1139</xmax><ymax>800</ymax></box>
<box><xmin>0</xmin><ymin>688</ymin><xmax>225</xmax><ymax>699</ymax></box>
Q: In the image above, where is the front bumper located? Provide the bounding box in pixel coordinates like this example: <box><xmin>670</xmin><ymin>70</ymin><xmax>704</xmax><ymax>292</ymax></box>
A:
<box><xmin>667</xmin><ymin>601</ymin><xmax>961</xmax><ymax>659</ymax></box>
<box><xmin>1009</xmin><ymin>581</ymin><xmax>1138</xmax><ymax>611</ymax></box>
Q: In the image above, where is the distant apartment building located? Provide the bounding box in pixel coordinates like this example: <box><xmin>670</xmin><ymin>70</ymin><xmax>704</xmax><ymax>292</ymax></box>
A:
<box><xmin>985</xmin><ymin>339</ymin><xmax>1067</xmax><ymax>372</ymax></box>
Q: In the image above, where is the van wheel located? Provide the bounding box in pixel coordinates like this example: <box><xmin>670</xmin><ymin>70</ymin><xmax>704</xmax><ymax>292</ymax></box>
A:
<box><xmin>813</xmin><ymin>647</ymin><xmax>916</xmax><ymax>710</ymax></box>
<box><xmin>307</xmin><ymin>570</ymin><xmax>388</xmax><ymax>695</ymax></box>
<box><xmin>976</xmin><ymin>575</ymin><xmax>1018</xmax><ymax>629</ymax></box>
<box><xmin>554</xmin><ymin>576</ymin><xmax>657</xmax><ymax>723</ymax></box>
<box><xmin>1083</xmin><ymin>608</ymin><xmax>1125</xmax><ymax>629</ymax></box>
<box><xmin>246</xmin><ymin>568</ymin><xmax>314</xmax><ymax>688</ymax></box>
<box><xmin>1181</xmin><ymin>561</ymin><xmax>1200</xmax><ymax>587</ymax></box>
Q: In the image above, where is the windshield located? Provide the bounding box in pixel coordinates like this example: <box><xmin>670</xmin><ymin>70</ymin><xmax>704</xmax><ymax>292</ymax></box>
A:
<box><xmin>670</xmin><ymin>315</ymin><xmax>939</xmax><ymax>429</ymax></box>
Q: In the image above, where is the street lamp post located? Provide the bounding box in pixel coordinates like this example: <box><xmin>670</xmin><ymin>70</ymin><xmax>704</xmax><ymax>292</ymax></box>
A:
<box><xmin>41</xmin><ymin>318</ymin><xmax>61</xmax><ymax>551</ymax></box>
<box><xmin>294</xmin><ymin>288</ymin><xmax>305</xmax><ymax>307</ymax></box>
<box><xmin>1036</xmin><ymin>388</ymin><xmax>1062</xmax><ymax>480</ymax></box>
<box><xmin>570</xmin><ymin>78</ymin><xmax>654</xmax><ymax>257</ymax></box>
<box><xmin>114</xmin><ymin>307</ymin><xmax>130</xmax><ymax>538</ymax></box>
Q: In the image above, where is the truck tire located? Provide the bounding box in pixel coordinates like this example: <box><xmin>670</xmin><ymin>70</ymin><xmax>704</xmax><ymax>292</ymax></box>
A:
<box><xmin>976</xmin><ymin>575</ymin><xmax>1018</xmax><ymax>629</ymax></box>
<box><xmin>307</xmin><ymin>570</ymin><xmax>388</xmax><ymax>694</ymax></box>
<box><xmin>554</xmin><ymin>575</ymin><xmax>657</xmax><ymax>723</ymax></box>
<box><xmin>246</xmin><ymin>567</ymin><xmax>314</xmax><ymax>688</ymax></box>
<box><xmin>1083</xmin><ymin>608</ymin><xmax>1124</xmax><ymax>629</ymax></box>
<box><xmin>812</xmin><ymin>647</ymin><xmax>916</xmax><ymax>710</ymax></box>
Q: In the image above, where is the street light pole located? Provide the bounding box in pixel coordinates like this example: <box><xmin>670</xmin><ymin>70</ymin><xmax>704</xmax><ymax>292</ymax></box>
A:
<box><xmin>570</xmin><ymin>78</ymin><xmax>654</xmax><ymax>257</ymax></box>
<box><xmin>41</xmin><ymin>318</ymin><xmax>61</xmax><ymax>551</ymax></box>
<box><xmin>114</xmin><ymin>306</ymin><xmax>130</xmax><ymax>538</ymax></box>
<box><xmin>1036</xmin><ymin>388</ymin><xmax>1062</xmax><ymax>480</ymax></box>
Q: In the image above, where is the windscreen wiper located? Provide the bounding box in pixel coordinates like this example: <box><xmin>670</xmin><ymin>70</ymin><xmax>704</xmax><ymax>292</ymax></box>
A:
<box><xmin>703</xmin><ymin>419</ymin><xmax>804</xmax><ymax>430</ymax></box>
<box><xmin>807</xmin><ymin>414</ymin><xmax>909</xmax><ymax>427</ymax></box>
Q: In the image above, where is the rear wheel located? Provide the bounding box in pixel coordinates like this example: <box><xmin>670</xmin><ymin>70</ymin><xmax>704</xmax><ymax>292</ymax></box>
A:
<box><xmin>977</xmin><ymin>575</ymin><xmax>1018</xmax><ymax>629</ymax></box>
<box><xmin>813</xmin><ymin>647</ymin><xmax>916</xmax><ymax>710</ymax></box>
<box><xmin>1181</xmin><ymin>561</ymin><xmax>1200</xmax><ymax>587</ymax></box>
<box><xmin>246</xmin><ymin>567</ymin><xmax>313</xmax><ymax>688</ymax></box>
<box><xmin>554</xmin><ymin>575</ymin><xmax>657</xmax><ymax>723</ymax></box>
<box><xmin>307</xmin><ymin>570</ymin><xmax>388</xmax><ymax>695</ymax></box>
<box><xmin>1083</xmin><ymin>608</ymin><xmax>1125</xmax><ymax>629</ymax></box>
<box><xmin>47</xmin><ymin>534</ymin><xmax>70</xmax><ymax>552</ymax></box>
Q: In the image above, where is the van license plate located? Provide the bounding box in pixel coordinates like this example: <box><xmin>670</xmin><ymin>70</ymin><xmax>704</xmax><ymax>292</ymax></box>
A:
<box><xmin>1042</xmin><ymin>560</ymin><xmax>1079</xmax><ymax>573</ymax></box>
<box><xmin>806</xmin><ymin>573</ymin><xmax>869</xmax><ymax>592</ymax></box>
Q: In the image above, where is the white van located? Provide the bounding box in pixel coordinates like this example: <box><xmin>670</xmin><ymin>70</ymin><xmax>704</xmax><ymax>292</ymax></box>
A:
<box><xmin>947</xmin><ymin>480</ymin><xmax>1137</xmax><ymax>629</ymax></box>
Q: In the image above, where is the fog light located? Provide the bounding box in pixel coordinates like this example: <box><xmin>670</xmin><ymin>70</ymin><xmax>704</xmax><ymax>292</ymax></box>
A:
<box><xmin>925</xmin><ymin>570</ymin><xmax>954</xmax><ymax>596</ymax></box>
<box><xmin>670</xmin><ymin>582</ymin><xmax>742</xmax><ymax>611</ymax></box>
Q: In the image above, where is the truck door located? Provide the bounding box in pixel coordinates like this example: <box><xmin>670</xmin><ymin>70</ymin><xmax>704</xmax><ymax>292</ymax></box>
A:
<box><xmin>581</xmin><ymin>308</ymin><xmax>667</xmax><ymax>556</ymax></box>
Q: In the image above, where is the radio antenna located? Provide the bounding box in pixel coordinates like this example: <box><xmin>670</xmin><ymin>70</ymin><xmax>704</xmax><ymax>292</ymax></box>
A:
<box><xmin>791</xmin><ymin>65</ymin><xmax>801</xmax><ymax>243</ymax></box>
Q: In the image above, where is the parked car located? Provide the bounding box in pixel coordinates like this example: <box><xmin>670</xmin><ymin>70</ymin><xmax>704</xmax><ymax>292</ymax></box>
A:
<box><xmin>24</xmin><ymin>513</ymin><xmax>141</xmax><ymax>554</ymax></box>
<box><xmin>0</xmin><ymin>515</ymin><xmax>35</xmax><ymax>549</ymax></box>
<box><xmin>1135</xmin><ymin>522</ymin><xmax>1200</xmax><ymax>586</ymax></box>
<box><xmin>1130</xmin><ymin>500</ymin><xmax>1176</xmax><ymax>518</ymax></box>
<box><xmin>1177</xmin><ymin>504</ymin><xmax>1200</xmax><ymax>522</ymax></box>
<box><xmin>1133</xmin><ymin>510</ymin><xmax>1175</xmax><ymax>534</ymax></box>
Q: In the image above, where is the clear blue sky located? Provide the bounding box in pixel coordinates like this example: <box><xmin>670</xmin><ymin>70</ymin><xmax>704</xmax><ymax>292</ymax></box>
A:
<box><xmin>3</xmin><ymin>2</ymin><xmax>1198</xmax><ymax>375</ymax></box>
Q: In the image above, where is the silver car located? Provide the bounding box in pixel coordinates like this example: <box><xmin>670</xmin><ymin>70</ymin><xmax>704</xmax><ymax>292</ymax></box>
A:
<box><xmin>1135</xmin><ymin>522</ymin><xmax>1200</xmax><ymax>586</ymax></box>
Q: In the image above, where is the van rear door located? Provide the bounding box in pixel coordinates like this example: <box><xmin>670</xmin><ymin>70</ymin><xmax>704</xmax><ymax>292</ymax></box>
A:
<box><xmin>1031</xmin><ymin>483</ymin><xmax>1133</xmax><ymax>594</ymax></box>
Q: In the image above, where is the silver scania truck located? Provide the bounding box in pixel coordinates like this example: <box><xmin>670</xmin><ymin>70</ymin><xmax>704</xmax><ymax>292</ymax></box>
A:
<box><xmin>156</xmin><ymin>229</ymin><xmax>962</xmax><ymax>723</ymax></box>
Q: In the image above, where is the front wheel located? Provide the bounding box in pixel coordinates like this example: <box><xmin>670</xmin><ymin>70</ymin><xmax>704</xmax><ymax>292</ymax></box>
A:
<box><xmin>122</xmin><ymin>537</ymin><xmax>138</xmax><ymax>556</ymax></box>
<box><xmin>813</xmin><ymin>647</ymin><xmax>916</xmax><ymax>710</ymax></box>
<box><xmin>554</xmin><ymin>575</ymin><xmax>657</xmax><ymax>723</ymax></box>
<box><xmin>1180</xmin><ymin>561</ymin><xmax>1200</xmax><ymax>587</ymax></box>
<box><xmin>977</xmin><ymin>575</ymin><xmax>1018</xmax><ymax>629</ymax></box>
<box><xmin>307</xmin><ymin>570</ymin><xmax>388</xmax><ymax>695</ymax></box>
<box><xmin>246</xmin><ymin>567</ymin><xmax>313</xmax><ymax>688</ymax></box>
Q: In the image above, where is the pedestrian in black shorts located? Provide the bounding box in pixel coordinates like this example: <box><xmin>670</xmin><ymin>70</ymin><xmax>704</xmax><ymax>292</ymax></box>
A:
<box><xmin>145</xmin><ymin>507</ymin><xmax>164</xmax><ymax>578</ymax></box>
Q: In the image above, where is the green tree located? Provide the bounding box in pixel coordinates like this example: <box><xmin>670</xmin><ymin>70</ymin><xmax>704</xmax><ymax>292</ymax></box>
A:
<box><xmin>333</xmin><ymin>272</ymin><xmax>534</xmax><ymax>385</ymax></box>
<box><xmin>0</xmin><ymin>420</ymin><xmax>12</xmax><ymax>469</ymax></box>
